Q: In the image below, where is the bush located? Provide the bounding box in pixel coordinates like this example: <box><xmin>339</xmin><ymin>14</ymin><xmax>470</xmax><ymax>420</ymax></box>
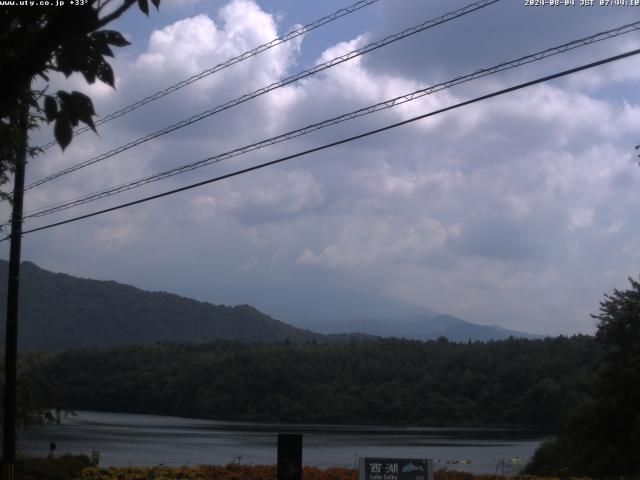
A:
<box><xmin>16</xmin><ymin>454</ymin><xmax>92</xmax><ymax>480</ymax></box>
<box><xmin>522</xmin><ymin>437</ymin><xmax>579</xmax><ymax>477</ymax></box>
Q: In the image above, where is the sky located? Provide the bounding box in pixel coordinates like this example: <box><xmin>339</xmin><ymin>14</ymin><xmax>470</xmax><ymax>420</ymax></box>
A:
<box><xmin>3</xmin><ymin>0</ymin><xmax>640</xmax><ymax>335</ymax></box>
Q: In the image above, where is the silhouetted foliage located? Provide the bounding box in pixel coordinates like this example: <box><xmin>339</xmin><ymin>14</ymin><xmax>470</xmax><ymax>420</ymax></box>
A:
<box><xmin>23</xmin><ymin>335</ymin><xmax>599</xmax><ymax>428</ymax></box>
<box><xmin>525</xmin><ymin>277</ymin><xmax>640</xmax><ymax>477</ymax></box>
<box><xmin>15</xmin><ymin>454</ymin><xmax>91</xmax><ymax>480</ymax></box>
<box><xmin>0</xmin><ymin>0</ymin><xmax>160</xmax><ymax>194</ymax></box>
<box><xmin>0</xmin><ymin>353</ymin><xmax>69</xmax><ymax>427</ymax></box>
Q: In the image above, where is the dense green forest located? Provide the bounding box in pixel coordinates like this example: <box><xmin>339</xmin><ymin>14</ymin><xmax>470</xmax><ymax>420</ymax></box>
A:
<box><xmin>22</xmin><ymin>335</ymin><xmax>598</xmax><ymax>429</ymax></box>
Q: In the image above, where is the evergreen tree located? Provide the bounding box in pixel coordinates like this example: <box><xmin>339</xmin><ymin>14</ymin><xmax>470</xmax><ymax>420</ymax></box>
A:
<box><xmin>526</xmin><ymin>277</ymin><xmax>640</xmax><ymax>477</ymax></box>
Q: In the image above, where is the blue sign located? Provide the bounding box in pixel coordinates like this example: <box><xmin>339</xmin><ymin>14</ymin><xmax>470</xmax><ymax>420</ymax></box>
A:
<box><xmin>358</xmin><ymin>458</ymin><xmax>433</xmax><ymax>480</ymax></box>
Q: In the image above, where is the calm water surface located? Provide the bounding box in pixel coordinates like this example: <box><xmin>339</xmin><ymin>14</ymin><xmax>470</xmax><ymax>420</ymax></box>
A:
<box><xmin>20</xmin><ymin>411</ymin><xmax>546</xmax><ymax>474</ymax></box>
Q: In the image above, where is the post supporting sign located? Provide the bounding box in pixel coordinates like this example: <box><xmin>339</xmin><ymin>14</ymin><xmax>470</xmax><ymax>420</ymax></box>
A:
<box><xmin>277</xmin><ymin>433</ymin><xmax>302</xmax><ymax>480</ymax></box>
<box><xmin>358</xmin><ymin>458</ymin><xmax>433</xmax><ymax>480</ymax></box>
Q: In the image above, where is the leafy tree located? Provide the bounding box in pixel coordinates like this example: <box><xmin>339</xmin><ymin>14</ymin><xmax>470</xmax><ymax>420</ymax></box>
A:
<box><xmin>582</xmin><ymin>276</ymin><xmax>640</xmax><ymax>475</ymax></box>
<box><xmin>0</xmin><ymin>353</ymin><xmax>68</xmax><ymax>427</ymax></box>
<box><xmin>0</xmin><ymin>0</ymin><xmax>161</xmax><ymax>425</ymax></box>
<box><xmin>0</xmin><ymin>0</ymin><xmax>160</xmax><ymax>197</ymax></box>
<box><xmin>525</xmin><ymin>277</ymin><xmax>640</xmax><ymax>477</ymax></box>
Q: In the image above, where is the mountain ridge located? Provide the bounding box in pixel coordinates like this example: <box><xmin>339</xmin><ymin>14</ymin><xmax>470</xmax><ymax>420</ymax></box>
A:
<box><xmin>0</xmin><ymin>260</ymin><xmax>328</xmax><ymax>350</ymax></box>
<box><xmin>0</xmin><ymin>260</ymin><xmax>540</xmax><ymax>350</ymax></box>
<box><xmin>298</xmin><ymin>313</ymin><xmax>541</xmax><ymax>342</ymax></box>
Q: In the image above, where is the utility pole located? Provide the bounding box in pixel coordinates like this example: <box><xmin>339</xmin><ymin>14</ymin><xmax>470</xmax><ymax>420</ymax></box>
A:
<box><xmin>2</xmin><ymin>98</ymin><xmax>28</xmax><ymax>480</ymax></box>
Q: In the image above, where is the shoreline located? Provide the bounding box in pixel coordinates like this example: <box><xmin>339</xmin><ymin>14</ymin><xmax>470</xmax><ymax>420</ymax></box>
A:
<box><xmin>25</xmin><ymin>410</ymin><xmax>550</xmax><ymax>437</ymax></box>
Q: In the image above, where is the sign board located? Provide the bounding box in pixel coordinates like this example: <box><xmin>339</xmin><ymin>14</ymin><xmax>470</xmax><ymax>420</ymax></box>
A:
<box><xmin>358</xmin><ymin>458</ymin><xmax>433</xmax><ymax>480</ymax></box>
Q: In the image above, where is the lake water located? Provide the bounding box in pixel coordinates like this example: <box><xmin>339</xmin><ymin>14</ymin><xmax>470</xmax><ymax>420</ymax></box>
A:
<box><xmin>20</xmin><ymin>411</ymin><xmax>546</xmax><ymax>474</ymax></box>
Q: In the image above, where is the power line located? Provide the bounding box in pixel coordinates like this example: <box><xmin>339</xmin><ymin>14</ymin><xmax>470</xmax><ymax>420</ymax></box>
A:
<box><xmin>20</xmin><ymin>19</ymin><xmax>640</xmax><ymax>220</ymax></box>
<box><xmin>10</xmin><ymin>47</ymin><xmax>640</xmax><ymax>240</ymax></box>
<box><xmin>24</xmin><ymin>0</ymin><xmax>500</xmax><ymax>192</ymax></box>
<box><xmin>38</xmin><ymin>0</ymin><xmax>381</xmax><ymax>151</ymax></box>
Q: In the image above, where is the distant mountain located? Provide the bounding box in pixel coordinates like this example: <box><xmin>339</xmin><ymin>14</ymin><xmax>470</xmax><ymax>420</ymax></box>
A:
<box><xmin>0</xmin><ymin>260</ymin><xmax>335</xmax><ymax>351</ymax></box>
<box><xmin>249</xmin><ymin>282</ymin><xmax>440</xmax><ymax>326</ymax></box>
<box><xmin>298</xmin><ymin>314</ymin><xmax>541</xmax><ymax>342</ymax></box>
<box><xmin>0</xmin><ymin>260</ymin><xmax>540</xmax><ymax>351</ymax></box>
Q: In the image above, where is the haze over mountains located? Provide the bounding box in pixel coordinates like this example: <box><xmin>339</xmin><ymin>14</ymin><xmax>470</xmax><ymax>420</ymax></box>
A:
<box><xmin>298</xmin><ymin>315</ymin><xmax>541</xmax><ymax>342</ymax></box>
<box><xmin>0</xmin><ymin>260</ymin><xmax>539</xmax><ymax>351</ymax></box>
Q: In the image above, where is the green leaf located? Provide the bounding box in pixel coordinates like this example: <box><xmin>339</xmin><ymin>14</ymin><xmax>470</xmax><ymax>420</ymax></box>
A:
<box><xmin>94</xmin><ymin>38</ymin><xmax>114</xmax><ymax>58</ymax></box>
<box><xmin>57</xmin><ymin>91</ymin><xmax>79</xmax><ymax>126</ymax></box>
<box><xmin>56</xmin><ymin>91</ymin><xmax>71</xmax><ymax>102</ymax></box>
<box><xmin>44</xmin><ymin>96</ymin><xmax>58</xmax><ymax>122</ymax></box>
<box><xmin>56</xmin><ymin>37</ymin><xmax>90</xmax><ymax>77</ymax></box>
<box><xmin>94</xmin><ymin>30</ymin><xmax>130</xmax><ymax>47</ymax></box>
<box><xmin>138</xmin><ymin>0</ymin><xmax>149</xmax><ymax>16</ymax></box>
<box><xmin>69</xmin><ymin>91</ymin><xmax>95</xmax><ymax>116</ymax></box>
<box><xmin>78</xmin><ymin>52</ymin><xmax>102</xmax><ymax>85</ymax></box>
<box><xmin>96</xmin><ymin>61</ymin><xmax>114</xmax><ymax>87</ymax></box>
<box><xmin>54</xmin><ymin>114</ymin><xmax>73</xmax><ymax>151</ymax></box>
<box><xmin>70</xmin><ymin>91</ymin><xmax>97</xmax><ymax>132</ymax></box>
<box><xmin>81</xmin><ymin>69</ymin><xmax>97</xmax><ymax>84</ymax></box>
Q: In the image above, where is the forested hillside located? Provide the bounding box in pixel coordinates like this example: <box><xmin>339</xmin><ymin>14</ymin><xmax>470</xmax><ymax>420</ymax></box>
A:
<box><xmin>0</xmin><ymin>261</ymin><xmax>325</xmax><ymax>350</ymax></box>
<box><xmin>24</xmin><ymin>335</ymin><xmax>598</xmax><ymax>429</ymax></box>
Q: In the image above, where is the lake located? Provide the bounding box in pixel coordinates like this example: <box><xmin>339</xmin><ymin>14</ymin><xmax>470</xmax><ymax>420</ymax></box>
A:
<box><xmin>20</xmin><ymin>411</ymin><xmax>546</xmax><ymax>474</ymax></box>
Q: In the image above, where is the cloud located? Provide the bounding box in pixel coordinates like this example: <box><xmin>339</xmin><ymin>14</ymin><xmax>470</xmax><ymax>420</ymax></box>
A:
<box><xmin>5</xmin><ymin>0</ymin><xmax>640</xmax><ymax>336</ymax></box>
<box><xmin>163</xmin><ymin>0</ymin><xmax>203</xmax><ymax>10</ymax></box>
<box><xmin>568</xmin><ymin>207</ymin><xmax>594</xmax><ymax>232</ymax></box>
<box><xmin>191</xmin><ymin>169</ymin><xmax>325</xmax><ymax>223</ymax></box>
<box><xmin>296</xmin><ymin>215</ymin><xmax>454</xmax><ymax>268</ymax></box>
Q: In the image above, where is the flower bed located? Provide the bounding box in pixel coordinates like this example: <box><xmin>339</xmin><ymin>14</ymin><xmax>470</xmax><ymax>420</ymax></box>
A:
<box><xmin>78</xmin><ymin>465</ymin><xmax>355</xmax><ymax>480</ymax></box>
<box><xmin>77</xmin><ymin>464</ymin><xmax>592</xmax><ymax>480</ymax></box>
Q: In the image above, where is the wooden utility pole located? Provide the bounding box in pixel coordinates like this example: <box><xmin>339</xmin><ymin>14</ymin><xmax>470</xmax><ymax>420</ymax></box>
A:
<box><xmin>2</xmin><ymin>99</ymin><xmax>28</xmax><ymax>480</ymax></box>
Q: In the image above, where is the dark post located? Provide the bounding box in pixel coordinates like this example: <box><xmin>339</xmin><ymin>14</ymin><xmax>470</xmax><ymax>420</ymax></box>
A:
<box><xmin>2</xmin><ymin>99</ymin><xmax>28</xmax><ymax>480</ymax></box>
<box><xmin>277</xmin><ymin>434</ymin><xmax>302</xmax><ymax>480</ymax></box>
